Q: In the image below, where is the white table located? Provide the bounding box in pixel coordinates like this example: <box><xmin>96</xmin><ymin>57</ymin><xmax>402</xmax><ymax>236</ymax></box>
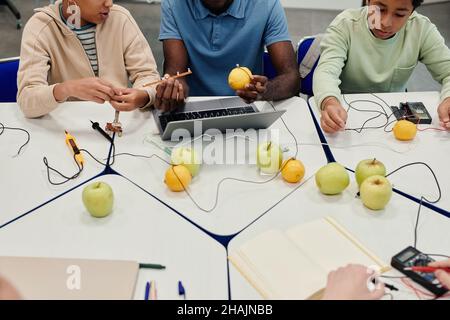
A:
<box><xmin>110</xmin><ymin>97</ymin><xmax>328</xmax><ymax>235</ymax></box>
<box><xmin>0</xmin><ymin>175</ymin><xmax>228</xmax><ymax>300</ymax></box>
<box><xmin>0</xmin><ymin>103</ymin><xmax>113</xmax><ymax>227</ymax></box>
<box><xmin>229</xmin><ymin>177</ymin><xmax>450</xmax><ymax>300</ymax></box>
<box><xmin>308</xmin><ymin>92</ymin><xmax>450</xmax><ymax>213</ymax></box>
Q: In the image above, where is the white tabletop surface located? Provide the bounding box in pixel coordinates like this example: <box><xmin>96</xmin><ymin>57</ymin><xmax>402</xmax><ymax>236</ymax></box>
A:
<box><xmin>308</xmin><ymin>92</ymin><xmax>450</xmax><ymax>212</ymax></box>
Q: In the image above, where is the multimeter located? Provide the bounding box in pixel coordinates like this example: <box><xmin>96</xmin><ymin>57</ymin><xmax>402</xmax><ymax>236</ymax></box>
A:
<box><xmin>390</xmin><ymin>102</ymin><xmax>433</xmax><ymax>124</ymax></box>
<box><xmin>391</xmin><ymin>246</ymin><xmax>449</xmax><ymax>296</ymax></box>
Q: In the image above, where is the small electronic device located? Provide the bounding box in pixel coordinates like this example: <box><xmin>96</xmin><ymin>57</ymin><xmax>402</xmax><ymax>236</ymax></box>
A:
<box><xmin>391</xmin><ymin>246</ymin><xmax>448</xmax><ymax>296</ymax></box>
<box><xmin>390</xmin><ymin>102</ymin><xmax>432</xmax><ymax>124</ymax></box>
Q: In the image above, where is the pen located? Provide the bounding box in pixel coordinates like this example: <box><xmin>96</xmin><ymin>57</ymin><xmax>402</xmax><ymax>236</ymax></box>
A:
<box><xmin>64</xmin><ymin>130</ymin><xmax>84</xmax><ymax>166</ymax></box>
<box><xmin>178</xmin><ymin>281</ymin><xmax>186</xmax><ymax>299</ymax></box>
<box><xmin>404</xmin><ymin>266</ymin><xmax>450</xmax><ymax>273</ymax></box>
<box><xmin>90</xmin><ymin>120</ymin><xmax>113</xmax><ymax>143</ymax></box>
<box><xmin>139</xmin><ymin>263</ymin><xmax>166</xmax><ymax>270</ymax></box>
<box><xmin>144</xmin><ymin>281</ymin><xmax>150</xmax><ymax>300</ymax></box>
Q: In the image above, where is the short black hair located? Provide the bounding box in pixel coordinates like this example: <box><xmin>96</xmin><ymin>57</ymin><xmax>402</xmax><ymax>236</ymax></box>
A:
<box><xmin>412</xmin><ymin>0</ymin><xmax>424</xmax><ymax>9</ymax></box>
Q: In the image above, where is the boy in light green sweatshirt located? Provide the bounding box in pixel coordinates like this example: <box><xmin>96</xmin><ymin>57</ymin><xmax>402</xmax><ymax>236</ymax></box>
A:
<box><xmin>313</xmin><ymin>0</ymin><xmax>450</xmax><ymax>133</ymax></box>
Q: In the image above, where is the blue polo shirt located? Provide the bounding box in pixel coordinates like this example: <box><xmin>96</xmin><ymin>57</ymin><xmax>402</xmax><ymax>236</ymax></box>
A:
<box><xmin>159</xmin><ymin>0</ymin><xmax>291</xmax><ymax>96</ymax></box>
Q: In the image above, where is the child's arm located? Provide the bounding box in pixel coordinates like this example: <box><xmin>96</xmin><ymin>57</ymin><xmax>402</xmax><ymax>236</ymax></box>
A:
<box><xmin>122</xmin><ymin>18</ymin><xmax>161</xmax><ymax>110</ymax></box>
<box><xmin>17</xmin><ymin>23</ymin><xmax>60</xmax><ymax>118</ymax></box>
<box><xmin>419</xmin><ymin>23</ymin><xmax>450</xmax><ymax>127</ymax></box>
<box><xmin>313</xmin><ymin>21</ymin><xmax>349</xmax><ymax>112</ymax></box>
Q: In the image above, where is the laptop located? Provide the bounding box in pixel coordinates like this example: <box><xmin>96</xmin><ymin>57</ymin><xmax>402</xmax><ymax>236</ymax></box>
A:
<box><xmin>152</xmin><ymin>97</ymin><xmax>286</xmax><ymax>140</ymax></box>
<box><xmin>0</xmin><ymin>256</ymin><xmax>139</xmax><ymax>300</ymax></box>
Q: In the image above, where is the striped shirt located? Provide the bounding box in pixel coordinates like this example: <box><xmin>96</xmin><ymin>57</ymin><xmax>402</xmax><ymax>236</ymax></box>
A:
<box><xmin>60</xmin><ymin>5</ymin><xmax>99</xmax><ymax>76</ymax></box>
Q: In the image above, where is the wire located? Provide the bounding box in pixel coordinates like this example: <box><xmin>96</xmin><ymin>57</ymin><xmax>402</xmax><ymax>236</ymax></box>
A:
<box><xmin>43</xmin><ymin>153</ymin><xmax>84</xmax><ymax>186</ymax></box>
<box><xmin>112</xmin><ymin>100</ymin><xmax>303</xmax><ymax>213</ymax></box>
<box><xmin>0</xmin><ymin>122</ymin><xmax>31</xmax><ymax>156</ymax></box>
<box><xmin>385</xmin><ymin>162</ymin><xmax>441</xmax><ymax>249</ymax></box>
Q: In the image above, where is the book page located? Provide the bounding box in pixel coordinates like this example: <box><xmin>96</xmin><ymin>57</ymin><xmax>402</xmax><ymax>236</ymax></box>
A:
<box><xmin>229</xmin><ymin>229</ymin><xmax>326</xmax><ymax>300</ymax></box>
<box><xmin>286</xmin><ymin>217</ymin><xmax>387</xmax><ymax>274</ymax></box>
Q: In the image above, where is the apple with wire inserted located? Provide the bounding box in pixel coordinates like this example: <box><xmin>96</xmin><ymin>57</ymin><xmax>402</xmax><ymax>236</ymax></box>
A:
<box><xmin>170</xmin><ymin>147</ymin><xmax>201</xmax><ymax>177</ymax></box>
<box><xmin>82</xmin><ymin>182</ymin><xmax>114</xmax><ymax>218</ymax></box>
<box><xmin>315</xmin><ymin>162</ymin><xmax>350</xmax><ymax>195</ymax></box>
<box><xmin>228</xmin><ymin>65</ymin><xmax>253</xmax><ymax>91</ymax></box>
<box><xmin>360</xmin><ymin>175</ymin><xmax>392</xmax><ymax>210</ymax></box>
<box><xmin>355</xmin><ymin>158</ymin><xmax>386</xmax><ymax>187</ymax></box>
<box><xmin>256</xmin><ymin>141</ymin><xmax>283</xmax><ymax>174</ymax></box>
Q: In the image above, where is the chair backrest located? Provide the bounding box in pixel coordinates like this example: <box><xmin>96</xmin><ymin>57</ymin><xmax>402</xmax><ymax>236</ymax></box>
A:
<box><xmin>263</xmin><ymin>51</ymin><xmax>277</xmax><ymax>80</ymax></box>
<box><xmin>0</xmin><ymin>57</ymin><xmax>20</xmax><ymax>103</ymax></box>
<box><xmin>297</xmin><ymin>36</ymin><xmax>321</xmax><ymax>96</ymax></box>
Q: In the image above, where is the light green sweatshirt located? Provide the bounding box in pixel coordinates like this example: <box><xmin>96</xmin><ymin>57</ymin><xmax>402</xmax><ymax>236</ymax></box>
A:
<box><xmin>313</xmin><ymin>7</ymin><xmax>450</xmax><ymax>110</ymax></box>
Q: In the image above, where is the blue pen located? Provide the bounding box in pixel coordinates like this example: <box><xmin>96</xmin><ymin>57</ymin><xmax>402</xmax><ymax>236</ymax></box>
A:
<box><xmin>144</xmin><ymin>281</ymin><xmax>150</xmax><ymax>300</ymax></box>
<box><xmin>178</xmin><ymin>281</ymin><xmax>186</xmax><ymax>299</ymax></box>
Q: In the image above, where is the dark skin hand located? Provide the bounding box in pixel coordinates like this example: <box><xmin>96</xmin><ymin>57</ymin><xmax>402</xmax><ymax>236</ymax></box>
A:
<box><xmin>155</xmin><ymin>40</ymin><xmax>190</xmax><ymax>112</ymax></box>
<box><xmin>236</xmin><ymin>41</ymin><xmax>300</xmax><ymax>103</ymax></box>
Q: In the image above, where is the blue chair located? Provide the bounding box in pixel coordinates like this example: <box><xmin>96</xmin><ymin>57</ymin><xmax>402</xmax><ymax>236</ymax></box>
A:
<box><xmin>263</xmin><ymin>51</ymin><xmax>277</xmax><ymax>80</ymax></box>
<box><xmin>297</xmin><ymin>36</ymin><xmax>320</xmax><ymax>96</ymax></box>
<box><xmin>0</xmin><ymin>57</ymin><xmax>20</xmax><ymax>102</ymax></box>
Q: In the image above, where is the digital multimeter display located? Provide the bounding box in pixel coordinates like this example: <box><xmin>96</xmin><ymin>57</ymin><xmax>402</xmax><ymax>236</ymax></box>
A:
<box><xmin>397</xmin><ymin>249</ymin><xmax>417</xmax><ymax>263</ymax></box>
<box><xmin>391</xmin><ymin>246</ymin><xmax>448</xmax><ymax>296</ymax></box>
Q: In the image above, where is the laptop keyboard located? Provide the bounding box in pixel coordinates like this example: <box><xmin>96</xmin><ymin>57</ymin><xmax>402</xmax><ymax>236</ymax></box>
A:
<box><xmin>159</xmin><ymin>106</ymin><xmax>256</xmax><ymax>131</ymax></box>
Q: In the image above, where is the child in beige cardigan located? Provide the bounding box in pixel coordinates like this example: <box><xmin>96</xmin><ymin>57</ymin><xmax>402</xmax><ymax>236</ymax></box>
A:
<box><xmin>17</xmin><ymin>0</ymin><xmax>162</xmax><ymax>118</ymax></box>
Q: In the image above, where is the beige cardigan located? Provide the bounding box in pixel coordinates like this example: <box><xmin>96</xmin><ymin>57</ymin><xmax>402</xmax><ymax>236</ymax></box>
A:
<box><xmin>17</xmin><ymin>1</ymin><xmax>160</xmax><ymax>118</ymax></box>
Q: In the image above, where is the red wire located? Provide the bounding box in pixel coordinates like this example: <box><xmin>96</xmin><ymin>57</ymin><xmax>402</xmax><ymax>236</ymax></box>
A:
<box><xmin>401</xmin><ymin>278</ymin><xmax>450</xmax><ymax>300</ymax></box>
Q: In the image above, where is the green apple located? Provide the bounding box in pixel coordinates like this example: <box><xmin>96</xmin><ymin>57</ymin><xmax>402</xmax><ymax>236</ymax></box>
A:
<box><xmin>355</xmin><ymin>158</ymin><xmax>386</xmax><ymax>187</ymax></box>
<box><xmin>360</xmin><ymin>175</ymin><xmax>392</xmax><ymax>210</ymax></box>
<box><xmin>315</xmin><ymin>162</ymin><xmax>350</xmax><ymax>195</ymax></box>
<box><xmin>170</xmin><ymin>147</ymin><xmax>201</xmax><ymax>177</ymax></box>
<box><xmin>82</xmin><ymin>182</ymin><xmax>114</xmax><ymax>218</ymax></box>
<box><xmin>256</xmin><ymin>141</ymin><xmax>283</xmax><ymax>174</ymax></box>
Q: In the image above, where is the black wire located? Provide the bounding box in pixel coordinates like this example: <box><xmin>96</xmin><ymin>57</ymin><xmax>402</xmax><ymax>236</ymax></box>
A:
<box><xmin>341</xmin><ymin>95</ymin><xmax>405</xmax><ymax>133</ymax></box>
<box><xmin>385</xmin><ymin>162</ymin><xmax>441</xmax><ymax>249</ymax></box>
<box><xmin>385</xmin><ymin>162</ymin><xmax>441</xmax><ymax>204</ymax></box>
<box><xmin>0</xmin><ymin>122</ymin><xmax>31</xmax><ymax>156</ymax></box>
<box><xmin>43</xmin><ymin>153</ymin><xmax>83</xmax><ymax>186</ymax></box>
<box><xmin>79</xmin><ymin>144</ymin><xmax>116</xmax><ymax>166</ymax></box>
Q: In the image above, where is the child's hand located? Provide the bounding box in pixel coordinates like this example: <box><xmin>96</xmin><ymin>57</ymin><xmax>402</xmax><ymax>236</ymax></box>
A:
<box><xmin>0</xmin><ymin>276</ymin><xmax>21</xmax><ymax>300</ymax></box>
<box><xmin>54</xmin><ymin>78</ymin><xmax>115</xmax><ymax>104</ymax></box>
<box><xmin>322</xmin><ymin>264</ymin><xmax>385</xmax><ymax>300</ymax></box>
<box><xmin>320</xmin><ymin>97</ymin><xmax>348</xmax><ymax>133</ymax></box>
<box><xmin>437</xmin><ymin>98</ymin><xmax>450</xmax><ymax>130</ymax></box>
<box><xmin>111</xmin><ymin>88</ymin><xmax>150</xmax><ymax>111</ymax></box>
<box><xmin>428</xmin><ymin>259</ymin><xmax>450</xmax><ymax>289</ymax></box>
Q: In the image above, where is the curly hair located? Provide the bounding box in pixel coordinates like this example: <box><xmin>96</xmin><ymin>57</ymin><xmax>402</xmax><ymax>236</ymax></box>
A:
<box><xmin>412</xmin><ymin>0</ymin><xmax>424</xmax><ymax>9</ymax></box>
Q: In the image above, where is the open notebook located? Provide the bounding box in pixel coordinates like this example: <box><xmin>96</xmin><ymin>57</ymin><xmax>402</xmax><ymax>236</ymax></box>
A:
<box><xmin>0</xmin><ymin>257</ymin><xmax>139</xmax><ymax>300</ymax></box>
<box><xmin>229</xmin><ymin>217</ymin><xmax>390</xmax><ymax>300</ymax></box>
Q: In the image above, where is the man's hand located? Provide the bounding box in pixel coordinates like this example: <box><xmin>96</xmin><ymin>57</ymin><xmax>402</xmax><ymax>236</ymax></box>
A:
<box><xmin>54</xmin><ymin>78</ymin><xmax>115</xmax><ymax>104</ymax></box>
<box><xmin>236</xmin><ymin>75</ymin><xmax>268</xmax><ymax>104</ymax></box>
<box><xmin>154</xmin><ymin>75</ymin><xmax>186</xmax><ymax>112</ymax></box>
<box><xmin>111</xmin><ymin>88</ymin><xmax>150</xmax><ymax>112</ymax></box>
<box><xmin>322</xmin><ymin>264</ymin><xmax>385</xmax><ymax>300</ymax></box>
<box><xmin>437</xmin><ymin>97</ymin><xmax>450</xmax><ymax>130</ymax></box>
<box><xmin>0</xmin><ymin>276</ymin><xmax>21</xmax><ymax>300</ymax></box>
<box><xmin>320</xmin><ymin>97</ymin><xmax>348</xmax><ymax>133</ymax></box>
<box><xmin>428</xmin><ymin>259</ymin><xmax>450</xmax><ymax>289</ymax></box>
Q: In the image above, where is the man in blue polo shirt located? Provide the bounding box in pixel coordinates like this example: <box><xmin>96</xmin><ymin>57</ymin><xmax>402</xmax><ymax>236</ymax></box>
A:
<box><xmin>155</xmin><ymin>0</ymin><xmax>300</xmax><ymax>111</ymax></box>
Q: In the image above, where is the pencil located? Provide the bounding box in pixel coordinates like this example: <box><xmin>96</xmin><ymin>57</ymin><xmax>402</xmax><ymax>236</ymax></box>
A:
<box><xmin>143</xmin><ymin>69</ymin><xmax>192</xmax><ymax>87</ymax></box>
